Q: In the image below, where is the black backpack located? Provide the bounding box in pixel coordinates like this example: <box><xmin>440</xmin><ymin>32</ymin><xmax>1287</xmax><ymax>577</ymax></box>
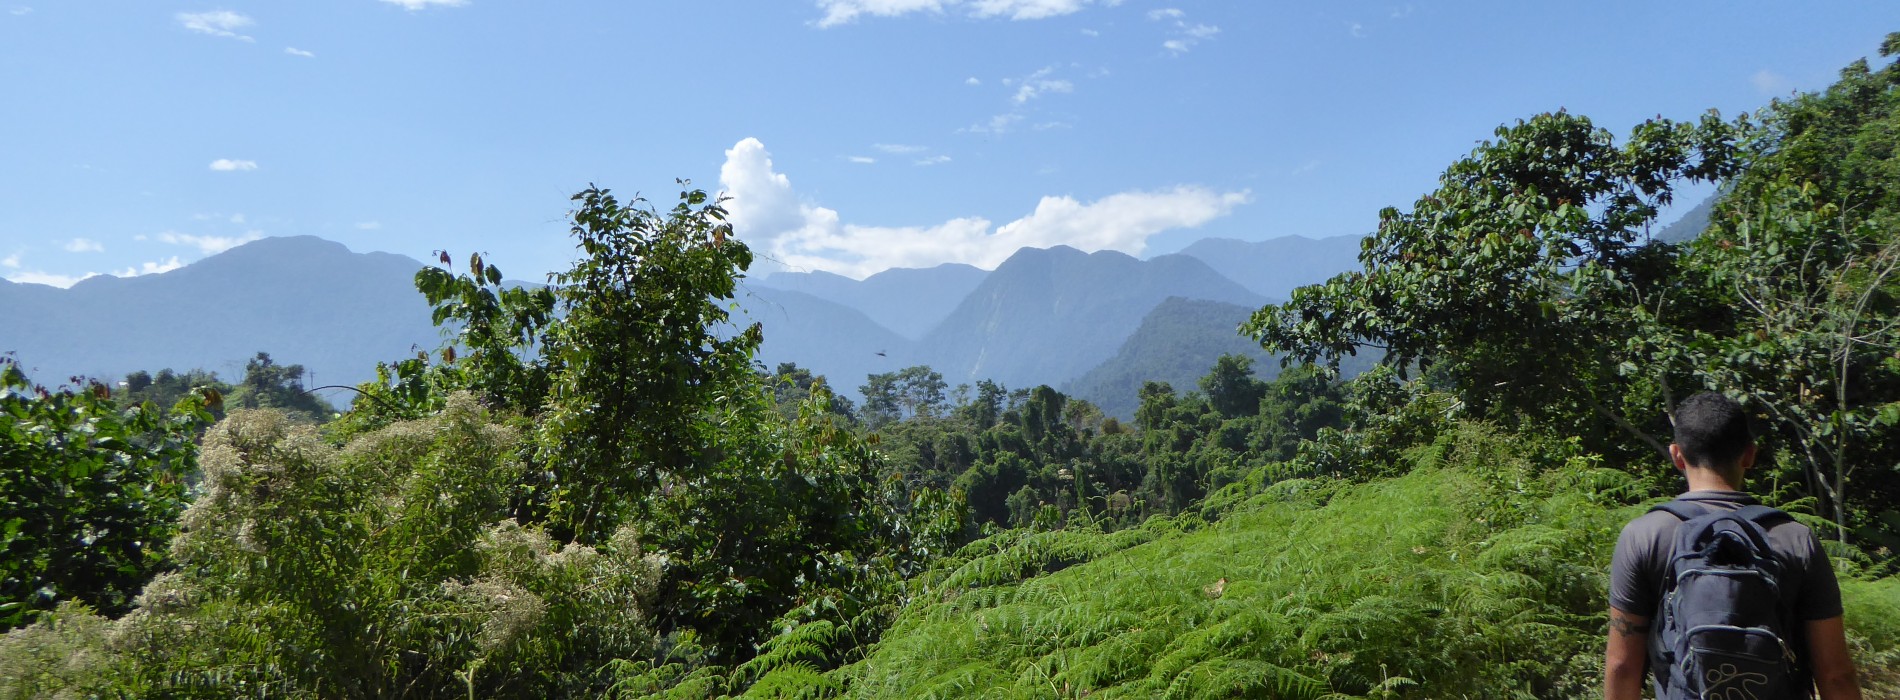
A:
<box><xmin>1648</xmin><ymin>501</ymin><xmax>1804</xmax><ymax>699</ymax></box>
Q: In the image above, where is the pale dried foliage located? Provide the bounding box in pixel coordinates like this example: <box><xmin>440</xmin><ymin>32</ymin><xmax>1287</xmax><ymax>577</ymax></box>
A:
<box><xmin>175</xmin><ymin>406</ymin><xmax>352</xmax><ymax>561</ymax></box>
<box><xmin>0</xmin><ymin>603</ymin><xmax>111</xmax><ymax>700</ymax></box>
<box><xmin>0</xmin><ymin>394</ymin><xmax>662</xmax><ymax>697</ymax></box>
<box><xmin>441</xmin><ymin>576</ymin><xmax>547</xmax><ymax>653</ymax></box>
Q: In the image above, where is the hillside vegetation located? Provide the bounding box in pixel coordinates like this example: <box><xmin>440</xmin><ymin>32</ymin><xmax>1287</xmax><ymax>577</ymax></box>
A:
<box><xmin>5</xmin><ymin>34</ymin><xmax>1900</xmax><ymax>699</ymax></box>
<box><xmin>1062</xmin><ymin>298</ymin><xmax>1280</xmax><ymax>419</ymax></box>
<box><xmin>813</xmin><ymin>424</ymin><xmax>1898</xmax><ymax>698</ymax></box>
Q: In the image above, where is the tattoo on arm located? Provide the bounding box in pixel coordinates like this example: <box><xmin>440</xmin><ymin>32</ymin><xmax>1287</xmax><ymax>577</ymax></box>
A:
<box><xmin>1610</xmin><ymin>611</ymin><xmax>1650</xmax><ymax>637</ymax></box>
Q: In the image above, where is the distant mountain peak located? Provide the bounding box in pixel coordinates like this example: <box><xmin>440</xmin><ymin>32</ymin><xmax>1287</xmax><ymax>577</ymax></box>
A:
<box><xmin>2</xmin><ymin>235</ymin><xmax>438</xmax><ymax>391</ymax></box>
<box><xmin>1176</xmin><ymin>234</ymin><xmax>1365</xmax><ymax>300</ymax></box>
<box><xmin>922</xmin><ymin>246</ymin><xmax>1265</xmax><ymax>387</ymax></box>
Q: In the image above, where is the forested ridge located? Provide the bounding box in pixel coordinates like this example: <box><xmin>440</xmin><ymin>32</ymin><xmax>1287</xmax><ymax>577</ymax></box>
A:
<box><xmin>7</xmin><ymin>35</ymin><xmax>1900</xmax><ymax>698</ymax></box>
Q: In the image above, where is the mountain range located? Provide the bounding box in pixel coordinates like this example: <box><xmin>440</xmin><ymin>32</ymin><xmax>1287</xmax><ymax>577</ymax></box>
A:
<box><xmin>2</xmin><ymin>237</ymin><xmax>440</xmax><ymax>394</ymax></box>
<box><xmin>4</xmin><ymin>233</ymin><xmax>1372</xmax><ymax>415</ymax></box>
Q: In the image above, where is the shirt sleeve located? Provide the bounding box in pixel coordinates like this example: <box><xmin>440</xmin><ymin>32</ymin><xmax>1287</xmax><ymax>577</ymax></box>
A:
<box><xmin>1610</xmin><ymin>519</ymin><xmax>1660</xmax><ymax>616</ymax></box>
<box><xmin>1795</xmin><ymin>529</ymin><xmax>1845</xmax><ymax>621</ymax></box>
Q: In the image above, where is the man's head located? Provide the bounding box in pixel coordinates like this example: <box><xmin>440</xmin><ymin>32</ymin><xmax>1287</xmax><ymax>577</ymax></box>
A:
<box><xmin>1671</xmin><ymin>391</ymin><xmax>1755</xmax><ymax>480</ymax></box>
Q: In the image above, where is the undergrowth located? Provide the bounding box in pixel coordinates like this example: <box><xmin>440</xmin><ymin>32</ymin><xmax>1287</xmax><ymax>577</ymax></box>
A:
<box><xmin>734</xmin><ymin>422</ymin><xmax>1900</xmax><ymax>699</ymax></box>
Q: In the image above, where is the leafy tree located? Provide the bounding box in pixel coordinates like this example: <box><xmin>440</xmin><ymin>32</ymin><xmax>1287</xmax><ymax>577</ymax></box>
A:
<box><xmin>1134</xmin><ymin>380</ymin><xmax>1177</xmax><ymax>432</ymax></box>
<box><xmin>0</xmin><ymin>360</ymin><xmax>213</xmax><ymax>630</ymax></box>
<box><xmin>767</xmin><ymin>362</ymin><xmax>855</xmax><ymax>422</ymax></box>
<box><xmin>1251</xmin><ymin>363</ymin><xmax>1350</xmax><ymax>459</ymax></box>
<box><xmin>1245</xmin><ymin>110</ymin><xmax>1740</xmax><ymax>458</ymax></box>
<box><xmin>229</xmin><ymin>352</ymin><xmax>332</xmax><ymax>423</ymax></box>
<box><xmin>956</xmin><ymin>378</ymin><xmax>1008</xmax><ymax>429</ymax></box>
<box><xmin>859</xmin><ymin>365</ymin><xmax>949</xmax><ymax>429</ymax></box>
<box><xmin>1201</xmin><ymin>353</ymin><xmax>1268</xmax><ymax>418</ymax></box>
<box><xmin>118</xmin><ymin>368</ymin><xmax>232</xmax><ymax>422</ymax></box>
<box><xmin>1662</xmin><ymin>42</ymin><xmax>1900</xmax><ymax>541</ymax></box>
<box><xmin>415</xmin><ymin>251</ymin><xmax>558</xmax><ymax>412</ymax></box>
<box><xmin>1243</xmin><ymin>36</ymin><xmax>1900</xmax><ymax>547</ymax></box>
<box><xmin>331</xmin><ymin>253</ymin><xmax>554</xmax><ymax>440</ymax></box>
<box><xmin>535</xmin><ymin>185</ymin><xmax>759</xmax><ymax>542</ymax></box>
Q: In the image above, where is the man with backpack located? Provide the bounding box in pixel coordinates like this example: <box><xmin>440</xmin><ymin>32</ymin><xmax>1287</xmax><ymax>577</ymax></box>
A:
<box><xmin>1605</xmin><ymin>392</ymin><xmax>1861</xmax><ymax>699</ymax></box>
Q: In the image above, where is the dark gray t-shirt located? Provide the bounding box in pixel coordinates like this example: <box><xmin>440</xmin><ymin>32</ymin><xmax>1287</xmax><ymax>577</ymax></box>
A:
<box><xmin>1610</xmin><ymin>490</ymin><xmax>1842</xmax><ymax>622</ymax></box>
<box><xmin>1610</xmin><ymin>490</ymin><xmax>1844</xmax><ymax>697</ymax></box>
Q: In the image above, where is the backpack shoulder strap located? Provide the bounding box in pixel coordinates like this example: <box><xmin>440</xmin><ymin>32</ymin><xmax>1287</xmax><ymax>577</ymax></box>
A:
<box><xmin>1648</xmin><ymin>500</ymin><xmax>1706</xmax><ymax>521</ymax></box>
<box><xmin>1732</xmin><ymin>504</ymin><xmax>1794</xmax><ymax>527</ymax></box>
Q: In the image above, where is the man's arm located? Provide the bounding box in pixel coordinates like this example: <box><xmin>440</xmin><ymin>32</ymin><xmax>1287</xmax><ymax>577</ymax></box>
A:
<box><xmin>1605</xmin><ymin>606</ymin><xmax>1649</xmax><ymax>700</ymax></box>
<box><xmin>1807</xmin><ymin>616</ymin><xmax>1861</xmax><ymax>700</ymax></box>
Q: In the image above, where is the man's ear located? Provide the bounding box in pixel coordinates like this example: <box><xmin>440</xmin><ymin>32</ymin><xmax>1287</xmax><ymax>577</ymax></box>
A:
<box><xmin>1737</xmin><ymin>443</ymin><xmax>1758</xmax><ymax>474</ymax></box>
<box><xmin>1669</xmin><ymin>443</ymin><xmax>1688</xmax><ymax>473</ymax></box>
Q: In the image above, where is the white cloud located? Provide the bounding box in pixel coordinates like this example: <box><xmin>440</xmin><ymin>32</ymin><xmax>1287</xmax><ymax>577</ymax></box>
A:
<box><xmin>156</xmin><ymin>231</ymin><xmax>263</xmax><ymax>255</ymax></box>
<box><xmin>209</xmin><ymin>158</ymin><xmax>258</xmax><ymax>171</ymax></box>
<box><xmin>813</xmin><ymin>0</ymin><xmax>1116</xmax><ymax>27</ymax></box>
<box><xmin>965</xmin><ymin>76</ymin><xmax>982</xmax><ymax>86</ymax></box>
<box><xmin>1079</xmin><ymin>28</ymin><xmax>1099</xmax><ymax>37</ymax></box>
<box><xmin>1152</xmin><ymin>8</ymin><xmax>1218</xmax><ymax>54</ymax></box>
<box><xmin>720</xmin><ymin>137</ymin><xmax>1248</xmax><ymax>279</ymax></box>
<box><xmin>177</xmin><ymin>10</ymin><xmax>254</xmax><ymax>41</ymax></box>
<box><xmin>967</xmin><ymin>66</ymin><xmax>1077</xmax><ymax>134</ymax></box>
<box><xmin>284</xmin><ymin>46</ymin><xmax>315</xmax><ymax>58</ymax></box>
<box><xmin>814</xmin><ymin>0</ymin><xmax>945</xmax><ymax>27</ymax></box>
<box><xmin>1012</xmin><ymin>77</ymin><xmax>1072</xmax><ymax>104</ymax></box>
<box><xmin>1752</xmin><ymin>69</ymin><xmax>1791</xmax><ymax>95</ymax></box>
<box><xmin>115</xmin><ymin>257</ymin><xmax>185</xmax><ymax>278</ymax></box>
<box><xmin>229</xmin><ymin>213</ymin><xmax>246</xmax><ymax>224</ymax></box>
<box><xmin>1349</xmin><ymin>22</ymin><xmax>1366</xmax><ymax>38</ymax></box>
<box><xmin>721</xmin><ymin>139</ymin><xmax>823</xmax><ymax>256</ymax></box>
<box><xmin>380</xmin><ymin>0</ymin><xmax>468</xmax><ymax>9</ymax></box>
<box><xmin>966</xmin><ymin>0</ymin><xmax>1091</xmax><ymax>20</ymax></box>
<box><xmin>355</xmin><ymin>221</ymin><xmax>382</xmax><ymax>230</ymax></box>
<box><xmin>1389</xmin><ymin>3</ymin><xmax>1415</xmax><ymax>19</ymax></box>
<box><xmin>962</xmin><ymin>112</ymin><xmax>1023</xmax><ymax>134</ymax></box>
<box><xmin>914</xmin><ymin>155</ymin><xmax>952</xmax><ymax>166</ymax></box>
<box><xmin>63</xmin><ymin>238</ymin><xmax>103</xmax><ymax>253</ymax></box>
<box><xmin>8</xmin><ymin>7</ymin><xmax>30</xmax><ymax>16</ymax></box>
<box><xmin>1</xmin><ymin>253</ymin><xmax>19</xmax><ymax>268</ymax></box>
<box><xmin>1291</xmin><ymin>160</ymin><xmax>1321</xmax><ymax>175</ymax></box>
<box><xmin>5</xmin><ymin>270</ymin><xmax>98</xmax><ymax>287</ymax></box>
<box><xmin>847</xmin><ymin>155</ymin><xmax>877</xmax><ymax>164</ymax></box>
<box><xmin>874</xmin><ymin>143</ymin><xmax>928</xmax><ymax>154</ymax></box>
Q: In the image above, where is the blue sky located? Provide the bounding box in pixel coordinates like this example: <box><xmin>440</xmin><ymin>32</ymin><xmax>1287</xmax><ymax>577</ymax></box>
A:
<box><xmin>1</xmin><ymin>1</ymin><xmax>1893</xmax><ymax>285</ymax></box>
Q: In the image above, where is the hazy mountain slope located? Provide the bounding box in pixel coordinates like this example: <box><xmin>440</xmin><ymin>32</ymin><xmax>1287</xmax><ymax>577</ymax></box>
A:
<box><xmin>1653</xmin><ymin>191</ymin><xmax>1718</xmax><ymax>244</ymax></box>
<box><xmin>734</xmin><ymin>286</ymin><xmax>917</xmax><ymax>395</ymax></box>
<box><xmin>4</xmin><ymin>236</ymin><xmax>1333</xmax><ymax>402</ymax></box>
<box><xmin>920</xmin><ymin>246</ymin><xmax>1266</xmax><ymax>389</ymax></box>
<box><xmin>1061</xmin><ymin>297</ymin><xmax>1279</xmax><ymax>419</ymax></box>
<box><xmin>0</xmin><ymin>235</ymin><xmax>922</xmax><ymax>399</ymax></box>
<box><xmin>1</xmin><ymin>236</ymin><xmax>439</xmax><ymax>390</ymax></box>
<box><xmin>1174</xmin><ymin>234</ymin><xmax>1364</xmax><ymax>299</ymax></box>
<box><xmin>754</xmin><ymin>263</ymin><xmax>988</xmax><ymax>340</ymax></box>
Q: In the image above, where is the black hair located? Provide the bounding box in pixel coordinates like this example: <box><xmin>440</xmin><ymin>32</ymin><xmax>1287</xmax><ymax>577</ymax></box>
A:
<box><xmin>1673</xmin><ymin>391</ymin><xmax>1753</xmax><ymax>469</ymax></box>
